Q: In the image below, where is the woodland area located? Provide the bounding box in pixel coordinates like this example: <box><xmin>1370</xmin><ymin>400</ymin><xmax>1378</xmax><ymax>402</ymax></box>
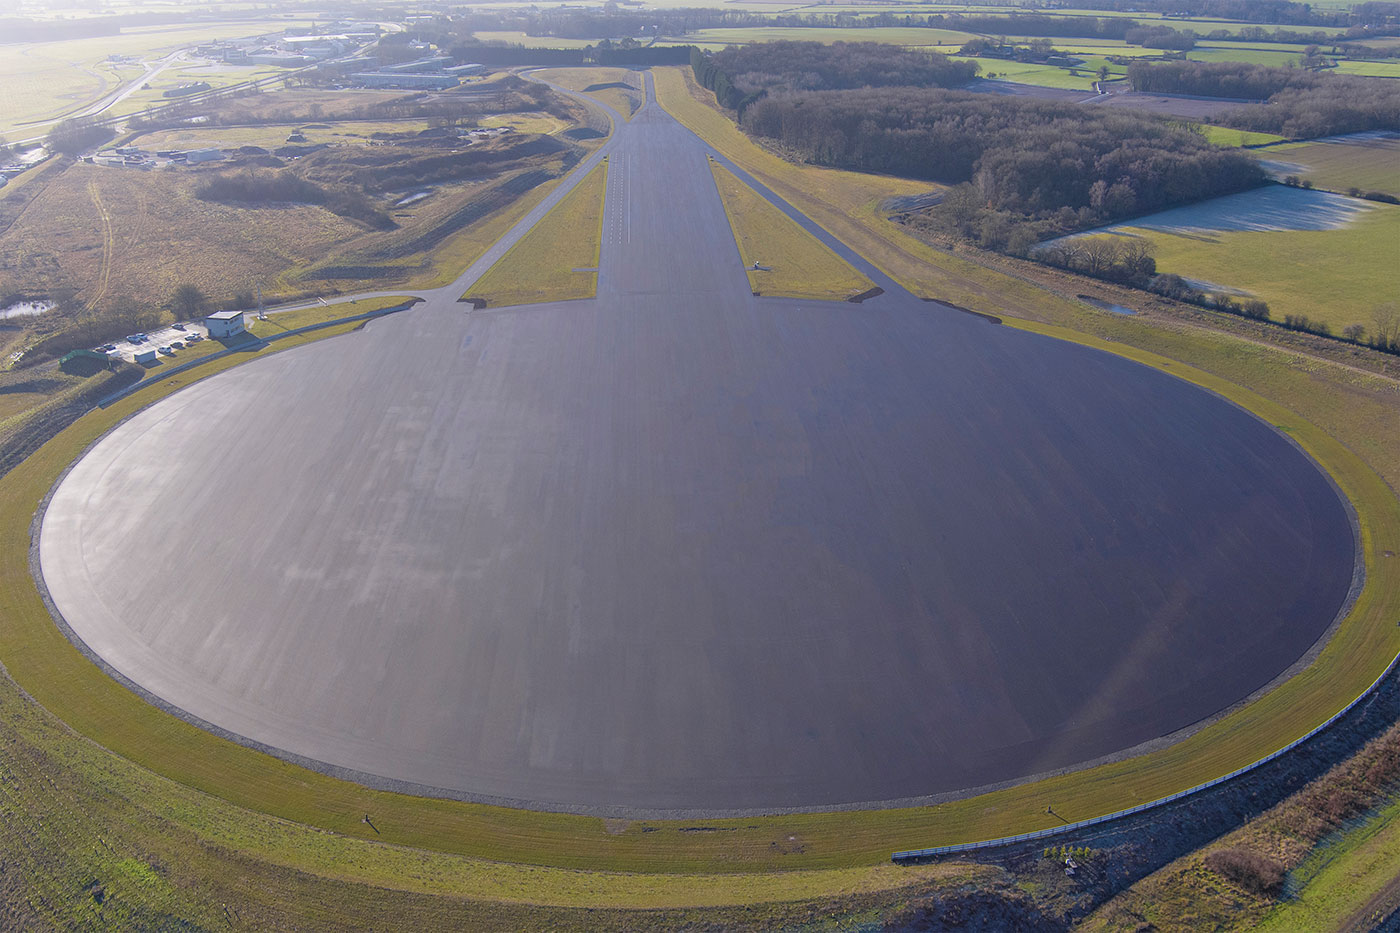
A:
<box><xmin>692</xmin><ymin>42</ymin><xmax>975</xmax><ymax>111</ymax></box>
<box><xmin>1128</xmin><ymin>61</ymin><xmax>1400</xmax><ymax>135</ymax></box>
<box><xmin>734</xmin><ymin>84</ymin><xmax>1262</xmax><ymax>230</ymax></box>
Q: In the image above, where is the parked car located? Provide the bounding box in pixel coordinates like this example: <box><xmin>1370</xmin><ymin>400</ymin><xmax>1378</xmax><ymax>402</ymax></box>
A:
<box><xmin>158</xmin><ymin>346</ymin><xmax>174</xmax><ymax>355</ymax></box>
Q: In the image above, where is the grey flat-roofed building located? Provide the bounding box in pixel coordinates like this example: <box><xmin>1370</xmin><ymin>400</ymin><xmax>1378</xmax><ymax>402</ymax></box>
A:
<box><xmin>205</xmin><ymin>310</ymin><xmax>246</xmax><ymax>338</ymax></box>
<box><xmin>383</xmin><ymin>56</ymin><xmax>452</xmax><ymax>73</ymax></box>
<box><xmin>351</xmin><ymin>72</ymin><xmax>458</xmax><ymax>89</ymax></box>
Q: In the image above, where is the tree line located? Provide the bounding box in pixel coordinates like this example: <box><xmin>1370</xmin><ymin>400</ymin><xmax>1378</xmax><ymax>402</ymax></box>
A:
<box><xmin>1128</xmin><ymin>62</ymin><xmax>1400</xmax><ymax>136</ymax></box>
<box><xmin>1050</xmin><ymin>0</ymin><xmax>1398</xmax><ymax>27</ymax></box>
<box><xmin>710</xmin><ymin>41</ymin><xmax>977</xmax><ymax>95</ymax></box>
<box><xmin>1127</xmin><ymin>60</ymin><xmax>1322</xmax><ymax>99</ymax></box>
<box><xmin>693</xmin><ymin>41</ymin><xmax>975</xmax><ymax>115</ymax></box>
<box><xmin>441</xmin><ymin>6</ymin><xmax>1395</xmax><ymax>48</ymax></box>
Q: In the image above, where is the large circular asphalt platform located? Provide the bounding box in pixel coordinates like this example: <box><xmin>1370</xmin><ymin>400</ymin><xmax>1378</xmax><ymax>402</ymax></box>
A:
<box><xmin>37</xmin><ymin>103</ymin><xmax>1358</xmax><ymax>815</ymax></box>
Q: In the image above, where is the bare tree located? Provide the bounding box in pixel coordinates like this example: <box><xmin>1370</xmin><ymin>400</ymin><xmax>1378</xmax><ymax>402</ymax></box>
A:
<box><xmin>1080</xmin><ymin>237</ymin><xmax>1120</xmax><ymax>277</ymax></box>
<box><xmin>1371</xmin><ymin>303</ymin><xmax>1398</xmax><ymax>345</ymax></box>
<box><xmin>170</xmin><ymin>284</ymin><xmax>207</xmax><ymax>321</ymax></box>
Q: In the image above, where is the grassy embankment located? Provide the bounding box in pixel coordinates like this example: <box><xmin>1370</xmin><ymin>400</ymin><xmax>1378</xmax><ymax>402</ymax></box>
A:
<box><xmin>1257</xmin><ymin>801</ymin><xmax>1400</xmax><ymax>930</ymax></box>
<box><xmin>1079</xmin><ymin>718</ymin><xmax>1400</xmax><ymax>931</ymax></box>
<box><xmin>466</xmin><ymin>159</ymin><xmax>608</xmax><ymax>306</ymax></box>
<box><xmin>709</xmin><ymin>161</ymin><xmax>875</xmax><ymax>300</ymax></box>
<box><xmin>535</xmin><ymin>67</ymin><xmax>641</xmax><ymax>121</ymax></box>
<box><xmin>1260</xmin><ymin>134</ymin><xmax>1400</xmax><ymax>197</ymax></box>
<box><xmin>1094</xmin><ymin>203</ymin><xmax>1400</xmax><ymax>334</ymax></box>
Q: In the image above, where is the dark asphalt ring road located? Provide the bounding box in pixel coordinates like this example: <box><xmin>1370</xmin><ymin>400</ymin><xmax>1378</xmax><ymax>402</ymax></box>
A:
<box><xmin>35</xmin><ymin>70</ymin><xmax>1359</xmax><ymax>816</ymax></box>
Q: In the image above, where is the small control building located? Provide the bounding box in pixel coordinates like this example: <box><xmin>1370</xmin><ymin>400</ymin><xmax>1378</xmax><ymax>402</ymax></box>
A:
<box><xmin>205</xmin><ymin>310</ymin><xmax>247</xmax><ymax>338</ymax></box>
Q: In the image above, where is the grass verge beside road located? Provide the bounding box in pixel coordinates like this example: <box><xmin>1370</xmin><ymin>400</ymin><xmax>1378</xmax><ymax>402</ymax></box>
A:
<box><xmin>710</xmin><ymin>161</ymin><xmax>874</xmax><ymax>300</ymax></box>
<box><xmin>466</xmin><ymin>159</ymin><xmax>607</xmax><ymax>307</ymax></box>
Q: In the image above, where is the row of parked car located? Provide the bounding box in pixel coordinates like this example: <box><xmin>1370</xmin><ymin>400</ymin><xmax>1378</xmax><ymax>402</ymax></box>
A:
<box><xmin>103</xmin><ymin>324</ymin><xmax>204</xmax><ymax>358</ymax></box>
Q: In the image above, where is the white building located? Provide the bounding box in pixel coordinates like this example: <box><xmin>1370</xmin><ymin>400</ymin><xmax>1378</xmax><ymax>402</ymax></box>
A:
<box><xmin>205</xmin><ymin>310</ymin><xmax>247</xmax><ymax>338</ymax></box>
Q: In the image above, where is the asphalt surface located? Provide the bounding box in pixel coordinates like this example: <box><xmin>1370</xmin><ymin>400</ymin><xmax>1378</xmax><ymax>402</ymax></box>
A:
<box><xmin>37</xmin><ymin>73</ymin><xmax>1358</xmax><ymax>815</ymax></box>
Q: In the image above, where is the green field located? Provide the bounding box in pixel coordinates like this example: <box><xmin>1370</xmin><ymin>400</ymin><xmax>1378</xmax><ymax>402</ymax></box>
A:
<box><xmin>1053</xmin><ymin>43</ymin><xmax>1163</xmax><ymax>56</ymax></box>
<box><xmin>466</xmin><ymin>159</ymin><xmax>607</xmax><ymax>306</ymax></box>
<box><xmin>1099</xmin><ymin>203</ymin><xmax>1400</xmax><ymax>334</ymax></box>
<box><xmin>1332</xmin><ymin>59</ymin><xmax>1400</xmax><ymax>77</ymax></box>
<box><xmin>1199</xmin><ymin>125</ymin><xmax>1287</xmax><ymax>147</ymax></box>
<box><xmin>1187</xmin><ymin>46</ymin><xmax>1307</xmax><ymax>66</ymax></box>
<box><xmin>0</xmin><ymin>21</ymin><xmax>311</xmax><ymax>136</ymax></box>
<box><xmin>955</xmin><ymin>57</ymin><xmax>1099</xmax><ymax>89</ymax></box>
<box><xmin>676</xmin><ymin>26</ymin><xmax>975</xmax><ymax>48</ymax></box>
<box><xmin>106</xmin><ymin>62</ymin><xmax>297</xmax><ymax>118</ymax></box>
<box><xmin>1260</xmin><ymin>135</ymin><xmax>1400</xmax><ymax>196</ymax></box>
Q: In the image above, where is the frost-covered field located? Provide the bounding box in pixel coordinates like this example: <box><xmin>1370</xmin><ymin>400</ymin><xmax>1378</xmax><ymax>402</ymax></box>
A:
<box><xmin>1090</xmin><ymin>184</ymin><xmax>1376</xmax><ymax>237</ymax></box>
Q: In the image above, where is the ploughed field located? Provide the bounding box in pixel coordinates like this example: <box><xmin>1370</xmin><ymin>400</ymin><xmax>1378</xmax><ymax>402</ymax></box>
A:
<box><xmin>37</xmin><ymin>86</ymin><xmax>1357</xmax><ymax>815</ymax></box>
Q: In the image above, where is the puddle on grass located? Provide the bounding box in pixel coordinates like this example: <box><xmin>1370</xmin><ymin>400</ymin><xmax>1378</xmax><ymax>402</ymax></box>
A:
<box><xmin>0</xmin><ymin>300</ymin><xmax>54</xmax><ymax>320</ymax></box>
<box><xmin>1079</xmin><ymin>295</ymin><xmax>1136</xmax><ymax>315</ymax></box>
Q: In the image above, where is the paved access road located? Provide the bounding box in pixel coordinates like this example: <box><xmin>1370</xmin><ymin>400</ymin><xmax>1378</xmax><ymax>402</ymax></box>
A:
<box><xmin>38</xmin><ymin>73</ymin><xmax>1357</xmax><ymax>815</ymax></box>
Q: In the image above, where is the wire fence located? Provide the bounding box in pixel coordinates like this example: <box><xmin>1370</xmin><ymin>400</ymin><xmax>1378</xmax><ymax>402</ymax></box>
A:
<box><xmin>893</xmin><ymin>647</ymin><xmax>1400</xmax><ymax>863</ymax></box>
